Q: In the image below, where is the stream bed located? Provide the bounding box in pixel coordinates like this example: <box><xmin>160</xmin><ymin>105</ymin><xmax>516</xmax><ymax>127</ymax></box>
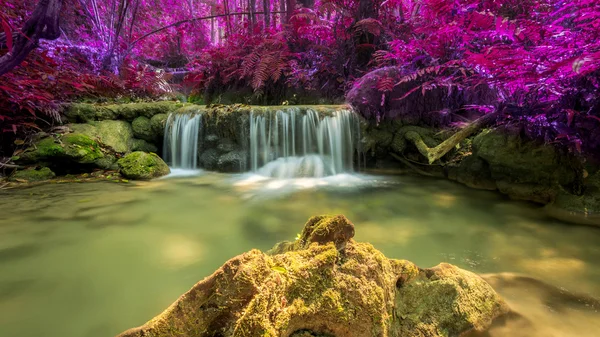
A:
<box><xmin>1</xmin><ymin>172</ymin><xmax>599</xmax><ymax>337</ymax></box>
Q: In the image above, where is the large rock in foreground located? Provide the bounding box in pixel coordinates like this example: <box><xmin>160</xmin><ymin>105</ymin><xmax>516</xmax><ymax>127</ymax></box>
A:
<box><xmin>118</xmin><ymin>215</ymin><xmax>508</xmax><ymax>337</ymax></box>
<box><xmin>117</xmin><ymin>151</ymin><xmax>170</xmax><ymax>180</ymax></box>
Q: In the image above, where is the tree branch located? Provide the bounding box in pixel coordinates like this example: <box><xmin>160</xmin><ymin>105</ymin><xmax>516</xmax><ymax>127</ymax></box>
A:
<box><xmin>129</xmin><ymin>11</ymin><xmax>286</xmax><ymax>47</ymax></box>
<box><xmin>0</xmin><ymin>0</ymin><xmax>62</xmax><ymax>76</ymax></box>
<box><xmin>405</xmin><ymin>111</ymin><xmax>499</xmax><ymax>164</ymax></box>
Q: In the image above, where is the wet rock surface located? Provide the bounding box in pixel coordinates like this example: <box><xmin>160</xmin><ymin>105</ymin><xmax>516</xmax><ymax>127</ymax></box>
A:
<box><xmin>117</xmin><ymin>215</ymin><xmax>508</xmax><ymax>337</ymax></box>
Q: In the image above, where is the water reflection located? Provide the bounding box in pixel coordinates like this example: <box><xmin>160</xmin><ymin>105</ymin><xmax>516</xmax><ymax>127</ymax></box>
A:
<box><xmin>0</xmin><ymin>174</ymin><xmax>599</xmax><ymax>337</ymax></box>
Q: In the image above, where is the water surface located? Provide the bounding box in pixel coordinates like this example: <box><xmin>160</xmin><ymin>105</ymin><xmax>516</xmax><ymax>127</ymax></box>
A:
<box><xmin>1</xmin><ymin>173</ymin><xmax>599</xmax><ymax>337</ymax></box>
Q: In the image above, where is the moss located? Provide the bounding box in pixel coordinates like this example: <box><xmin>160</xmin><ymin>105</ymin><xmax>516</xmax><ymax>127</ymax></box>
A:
<box><xmin>131</xmin><ymin>139</ymin><xmax>159</xmax><ymax>153</ymax></box>
<box><xmin>473</xmin><ymin>128</ymin><xmax>575</xmax><ymax>186</ymax></box>
<box><xmin>18</xmin><ymin>133</ymin><xmax>103</xmax><ymax>164</ymax></box>
<box><xmin>118</xmin><ymin>215</ymin><xmax>508</xmax><ymax>337</ymax></box>
<box><xmin>9</xmin><ymin>167</ymin><xmax>56</xmax><ymax>182</ymax></box>
<box><xmin>118</xmin><ymin>151</ymin><xmax>170</xmax><ymax>180</ymax></box>
<box><xmin>150</xmin><ymin>113</ymin><xmax>168</xmax><ymax>137</ymax></box>
<box><xmin>132</xmin><ymin>116</ymin><xmax>155</xmax><ymax>142</ymax></box>
<box><xmin>70</xmin><ymin>120</ymin><xmax>134</xmax><ymax>153</ymax></box>
<box><xmin>62</xmin><ymin>133</ymin><xmax>105</xmax><ymax>163</ymax></box>
<box><xmin>393</xmin><ymin>263</ymin><xmax>509</xmax><ymax>337</ymax></box>
<box><xmin>65</xmin><ymin>101</ymin><xmax>183</xmax><ymax>122</ymax></box>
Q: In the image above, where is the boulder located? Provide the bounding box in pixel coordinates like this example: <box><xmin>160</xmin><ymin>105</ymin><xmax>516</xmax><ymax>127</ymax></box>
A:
<box><xmin>199</xmin><ymin>148</ymin><xmax>219</xmax><ymax>170</ymax></box>
<box><xmin>19</xmin><ymin>133</ymin><xmax>104</xmax><ymax>165</ymax></box>
<box><xmin>150</xmin><ymin>113</ymin><xmax>169</xmax><ymax>138</ymax></box>
<box><xmin>9</xmin><ymin>167</ymin><xmax>55</xmax><ymax>182</ymax></box>
<box><xmin>131</xmin><ymin>139</ymin><xmax>158</xmax><ymax>153</ymax></box>
<box><xmin>217</xmin><ymin>150</ymin><xmax>248</xmax><ymax>172</ymax></box>
<box><xmin>70</xmin><ymin>120</ymin><xmax>134</xmax><ymax>153</ymax></box>
<box><xmin>473</xmin><ymin>129</ymin><xmax>575</xmax><ymax>186</ymax></box>
<box><xmin>117</xmin><ymin>151</ymin><xmax>170</xmax><ymax>180</ymax></box>
<box><xmin>131</xmin><ymin>116</ymin><xmax>155</xmax><ymax>142</ymax></box>
<box><xmin>118</xmin><ymin>215</ymin><xmax>508</xmax><ymax>337</ymax></box>
<box><xmin>65</xmin><ymin>102</ymin><xmax>183</xmax><ymax>122</ymax></box>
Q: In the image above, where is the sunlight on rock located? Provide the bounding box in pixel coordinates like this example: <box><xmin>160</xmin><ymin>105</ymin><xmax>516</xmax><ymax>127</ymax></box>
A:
<box><xmin>161</xmin><ymin>234</ymin><xmax>204</xmax><ymax>269</ymax></box>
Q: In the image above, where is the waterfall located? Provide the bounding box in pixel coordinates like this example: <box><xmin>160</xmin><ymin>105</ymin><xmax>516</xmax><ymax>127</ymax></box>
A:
<box><xmin>163</xmin><ymin>113</ymin><xmax>202</xmax><ymax>169</ymax></box>
<box><xmin>249</xmin><ymin>108</ymin><xmax>359</xmax><ymax>177</ymax></box>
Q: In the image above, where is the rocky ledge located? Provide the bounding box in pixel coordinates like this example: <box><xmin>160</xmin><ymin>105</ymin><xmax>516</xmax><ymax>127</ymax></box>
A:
<box><xmin>118</xmin><ymin>215</ymin><xmax>509</xmax><ymax>337</ymax></box>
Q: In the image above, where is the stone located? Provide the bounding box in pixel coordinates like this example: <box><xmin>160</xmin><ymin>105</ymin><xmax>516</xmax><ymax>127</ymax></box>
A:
<box><xmin>217</xmin><ymin>150</ymin><xmax>247</xmax><ymax>172</ymax></box>
<box><xmin>70</xmin><ymin>120</ymin><xmax>134</xmax><ymax>153</ymax></box>
<box><xmin>117</xmin><ymin>215</ymin><xmax>508</xmax><ymax>337</ymax></box>
<box><xmin>473</xmin><ymin>129</ymin><xmax>575</xmax><ymax>186</ymax></box>
<box><xmin>447</xmin><ymin>155</ymin><xmax>497</xmax><ymax>191</ymax></box>
<box><xmin>150</xmin><ymin>113</ymin><xmax>169</xmax><ymax>137</ymax></box>
<box><xmin>65</xmin><ymin>102</ymin><xmax>183</xmax><ymax>122</ymax></box>
<box><xmin>131</xmin><ymin>116</ymin><xmax>155</xmax><ymax>142</ymax></box>
<box><xmin>9</xmin><ymin>167</ymin><xmax>55</xmax><ymax>182</ymax></box>
<box><xmin>131</xmin><ymin>139</ymin><xmax>158</xmax><ymax>153</ymax></box>
<box><xmin>199</xmin><ymin>148</ymin><xmax>219</xmax><ymax>170</ymax></box>
<box><xmin>18</xmin><ymin>133</ymin><xmax>104</xmax><ymax>165</ymax></box>
<box><xmin>118</xmin><ymin>151</ymin><xmax>170</xmax><ymax>180</ymax></box>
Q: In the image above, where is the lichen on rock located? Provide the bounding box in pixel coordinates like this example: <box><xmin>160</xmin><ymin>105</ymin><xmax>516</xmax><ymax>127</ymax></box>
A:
<box><xmin>132</xmin><ymin>116</ymin><xmax>155</xmax><ymax>141</ymax></box>
<box><xmin>117</xmin><ymin>215</ymin><xmax>508</xmax><ymax>337</ymax></box>
<box><xmin>117</xmin><ymin>151</ymin><xmax>170</xmax><ymax>180</ymax></box>
<box><xmin>70</xmin><ymin>120</ymin><xmax>134</xmax><ymax>153</ymax></box>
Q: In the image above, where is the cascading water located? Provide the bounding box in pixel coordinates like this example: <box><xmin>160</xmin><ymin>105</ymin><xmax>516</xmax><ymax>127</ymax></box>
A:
<box><xmin>163</xmin><ymin>113</ymin><xmax>202</xmax><ymax>169</ymax></box>
<box><xmin>249</xmin><ymin>108</ymin><xmax>360</xmax><ymax>178</ymax></box>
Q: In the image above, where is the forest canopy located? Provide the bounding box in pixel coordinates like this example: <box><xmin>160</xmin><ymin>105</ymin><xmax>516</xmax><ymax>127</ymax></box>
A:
<box><xmin>1</xmin><ymin>0</ymin><xmax>599</xmax><ymax>155</ymax></box>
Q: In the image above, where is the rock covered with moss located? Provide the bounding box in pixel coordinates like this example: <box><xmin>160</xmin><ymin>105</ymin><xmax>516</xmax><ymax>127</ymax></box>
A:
<box><xmin>117</xmin><ymin>215</ymin><xmax>508</xmax><ymax>337</ymax></box>
<box><xmin>18</xmin><ymin>133</ymin><xmax>105</xmax><ymax>166</ymax></box>
<box><xmin>117</xmin><ymin>151</ymin><xmax>170</xmax><ymax>180</ymax></box>
<box><xmin>65</xmin><ymin>101</ymin><xmax>185</xmax><ymax>122</ymax></box>
<box><xmin>9</xmin><ymin>167</ymin><xmax>56</xmax><ymax>182</ymax></box>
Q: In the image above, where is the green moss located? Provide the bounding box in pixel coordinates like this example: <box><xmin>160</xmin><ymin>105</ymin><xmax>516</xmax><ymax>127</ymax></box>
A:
<box><xmin>117</xmin><ymin>215</ymin><xmax>508</xmax><ymax>337</ymax></box>
<box><xmin>118</xmin><ymin>151</ymin><xmax>170</xmax><ymax>180</ymax></box>
<box><xmin>70</xmin><ymin>120</ymin><xmax>134</xmax><ymax>153</ymax></box>
<box><xmin>131</xmin><ymin>139</ymin><xmax>158</xmax><ymax>153</ymax></box>
<box><xmin>150</xmin><ymin>113</ymin><xmax>168</xmax><ymax>137</ymax></box>
<box><xmin>132</xmin><ymin>116</ymin><xmax>155</xmax><ymax>141</ymax></box>
<box><xmin>18</xmin><ymin>134</ymin><xmax>103</xmax><ymax>164</ymax></box>
<box><xmin>65</xmin><ymin>102</ymin><xmax>183</xmax><ymax>122</ymax></box>
<box><xmin>9</xmin><ymin>167</ymin><xmax>56</xmax><ymax>182</ymax></box>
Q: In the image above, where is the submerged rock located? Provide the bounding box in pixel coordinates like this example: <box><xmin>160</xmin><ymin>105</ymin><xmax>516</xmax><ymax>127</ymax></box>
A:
<box><xmin>117</xmin><ymin>151</ymin><xmax>170</xmax><ymax>180</ymax></box>
<box><xmin>9</xmin><ymin>167</ymin><xmax>56</xmax><ymax>182</ymax></box>
<box><xmin>117</xmin><ymin>215</ymin><xmax>508</xmax><ymax>337</ymax></box>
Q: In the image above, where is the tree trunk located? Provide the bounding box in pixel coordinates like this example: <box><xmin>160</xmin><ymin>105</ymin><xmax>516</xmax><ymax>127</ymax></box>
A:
<box><xmin>263</xmin><ymin>0</ymin><xmax>270</xmax><ymax>30</ymax></box>
<box><xmin>0</xmin><ymin>0</ymin><xmax>62</xmax><ymax>76</ymax></box>
<box><xmin>286</xmin><ymin>0</ymin><xmax>294</xmax><ymax>22</ymax></box>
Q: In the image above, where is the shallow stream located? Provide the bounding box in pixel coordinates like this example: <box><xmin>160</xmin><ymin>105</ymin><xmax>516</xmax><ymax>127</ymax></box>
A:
<box><xmin>1</xmin><ymin>172</ymin><xmax>599</xmax><ymax>337</ymax></box>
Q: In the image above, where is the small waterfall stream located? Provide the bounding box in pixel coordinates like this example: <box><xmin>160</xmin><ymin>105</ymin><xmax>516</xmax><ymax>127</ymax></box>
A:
<box><xmin>163</xmin><ymin>106</ymin><xmax>360</xmax><ymax>177</ymax></box>
<box><xmin>249</xmin><ymin>108</ymin><xmax>359</xmax><ymax>178</ymax></box>
<box><xmin>163</xmin><ymin>113</ymin><xmax>202</xmax><ymax>169</ymax></box>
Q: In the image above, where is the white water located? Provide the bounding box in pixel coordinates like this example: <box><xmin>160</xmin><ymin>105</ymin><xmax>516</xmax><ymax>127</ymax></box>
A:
<box><xmin>250</xmin><ymin>108</ymin><xmax>359</xmax><ymax>178</ymax></box>
<box><xmin>163</xmin><ymin>114</ymin><xmax>202</xmax><ymax>169</ymax></box>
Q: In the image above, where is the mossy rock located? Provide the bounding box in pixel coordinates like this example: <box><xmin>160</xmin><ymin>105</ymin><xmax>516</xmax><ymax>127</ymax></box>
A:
<box><xmin>19</xmin><ymin>133</ymin><xmax>104</xmax><ymax>164</ymax></box>
<box><xmin>118</xmin><ymin>215</ymin><xmax>508</xmax><ymax>337</ymax></box>
<box><xmin>70</xmin><ymin>120</ymin><xmax>134</xmax><ymax>153</ymax></box>
<box><xmin>9</xmin><ymin>167</ymin><xmax>55</xmax><ymax>182</ymax></box>
<box><xmin>94</xmin><ymin>155</ymin><xmax>118</xmax><ymax>170</ymax></box>
<box><xmin>150</xmin><ymin>113</ymin><xmax>169</xmax><ymax>137</ymax></box>
<box><xmin>118</xmin><ymin>151</ymin><xmax>170</xmax><ymax>180</ymax></box>
<box><xmin>131</xmin><ymin>139</ymin><xmax>158</xmax><ymax>153</ymax></box>
<box><xmin>473</xmin><ymin>129</ymin><xmax>576</xmax><ymax>186</ymax></box>
<box><xmin>132</xmin><ymin>116</ymin><xmax>155</xmax><ymax>141</ymax></box>
<box><xmin>65</xmin><ymin>102</ymin><xmax>184</xmax><ymax>122</ymax></box>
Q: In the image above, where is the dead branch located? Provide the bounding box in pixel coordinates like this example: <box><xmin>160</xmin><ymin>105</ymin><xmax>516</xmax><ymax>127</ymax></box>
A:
<box><xmin>404</xmin><ymin>111</ymin><xmax>499</xmax><ymax>164</ymax></box>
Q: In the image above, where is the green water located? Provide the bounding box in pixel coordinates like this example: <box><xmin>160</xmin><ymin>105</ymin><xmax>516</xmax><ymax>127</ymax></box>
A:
<box><xmin>1</xmin><ymin>173</ymin><xmax>599</xmax><ymax>337</ymax></box>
